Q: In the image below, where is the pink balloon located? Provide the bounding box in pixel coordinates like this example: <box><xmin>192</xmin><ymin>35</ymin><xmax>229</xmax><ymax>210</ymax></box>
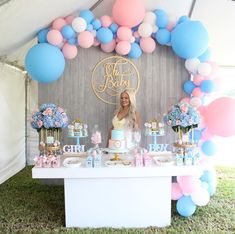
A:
<box><xmin>77</xmin><ymin>31</ymin><xmax>94</xmax><ymax>48</ymax></box>
<box><xmin>203</xmin><ymin>97</ymin><xmax>235</xmax><ymax>137</ymax></box>
<box><xmin>177</xmin><ymin>176</ymin><xmax>201</xmax><ymax>195</ymax></box>
<box><xmin>52</xmin><ymin>18</ymin><xmax>67</xmax><ymax>30</ymax></box>
<box><xmin>180</xmin><ymin>97</ymin><xmax>190</xmax><ymax>103</ymax></box>
<box><xmin>47</xmin><ymin>29</ymin><xmax>63</xmax><ymax>46</ymax></box>
<box><xmin>201</xmin><ymin>128</ymin><xmax>214</xmax><ymax>141</ymax></box>
<box><xmin>101</xmin><ymin>39</ymin><xmax>116</xmax><ymax>53</ymax></box>
<box><xmin>140</xmin><ymin>37</ymin><xmax>156</xmax><ymax>53</ymax></box>
<box><xmin>133</xmin><ymin>31</ymin><xmax>140</xmax><ymax>38</ymax></box>
<box><xmin>166</xmin><ymin>22</ymin><xmax>175</xmax><ymax>31</ymax></box>
<box><xmin>190</xmin><ymin>97</ymin><xmax>202</xmax><ymax>108</ymax></box>
<box><xmin>100</xmin><ymin>15</ymin><xmax>113</xmax><ymax>28</ymax></box>
<box><xmin>65</xmin><ymin>15</ymin><xmax>75</xmax><ymax>25</ymax></box>
<box><xmin>192</xmin><ymin>87</ymin><xmax>203</xmax><ymax>97</ymax></box>
<box><xmin>112</xmin><ymin>0</ymin><xmax>145</xmax><ymax>27</ymax></box>
<box><xmin>193</xmin><ymin>75</ymin><xmax>204</xmax><ymax>86</ymax></box>
<box><xmin>93</xmin><ymin>38</ymin><xmax>100</xmax><ymax>46</ymax></box>
<box><xmin>115</xmin><ymin>41</ymin><xmax>131</xmax><ymax>55</ymax></box>
<box><xmin>62</xmin><ymin>43</ymin><xmax>77</xmax><ymax>59</ymax></box>
<box><xmin>171</xmin><ymin>182</ymin><xmax>183</xmax><ymax>200</ymax></box>
<box><xmin>117</xmin><ymin>26</ymin><xmax>132</xmax><ymax>41</ymax></box>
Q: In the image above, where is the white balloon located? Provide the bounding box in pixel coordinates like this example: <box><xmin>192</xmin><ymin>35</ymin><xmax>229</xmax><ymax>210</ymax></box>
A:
<box><xmin>191</xmin><ymin>187</ymin><xmax>210</xmax><ymax>206</ymax></box>
<box><xmin>138</xmin><ymin>22</ymin><xmax>153</xmax><ymax>38</ymax></box>
<box><xmin>152</xmin><ymin>25</ymin><xmax>158</xmax><ymax>33</ymax></box>
<box><xmin>143</xmin><ymin>11</ymin><xmax>157</xmax><ymax>26</ymax></box>
<box><xmin>197</xmin><ymin>63</ymin><xmax>212</xmax><ymax>76</ymax></box>
<box><xmin>185</xmin><ymin>58</ymin><xmax>200</xmax><ymax>73</ymax></box>
<box><xmin>72</xmin><ymin>17</ymin><xmax>87</xmax><ymax>33</ymax></box>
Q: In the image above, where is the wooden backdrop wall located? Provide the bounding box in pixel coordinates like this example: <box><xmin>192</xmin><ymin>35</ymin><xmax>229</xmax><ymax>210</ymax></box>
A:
<box><xmin>38</xmin><ymin>45</ymin><xmax>188</xmax><ymax>150</ymax></box>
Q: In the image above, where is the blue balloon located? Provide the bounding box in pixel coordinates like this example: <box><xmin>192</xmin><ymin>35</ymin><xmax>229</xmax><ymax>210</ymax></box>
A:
<box><xmin>128</xmin><ymin>43</ymin><xmax>142</xmax><ymax>59</ymax></box>
<box><xmin>109</xmin><ymin>23</ymin><xmax>119</xmax><ymax>33</ymax></box>
<box><xmin>154</xmin><ymin>9</ymin><xmax>167</xmax><ymax>16</ymax></box>
<box><xmin>207</xmin><ymin>182</ymin><xmax>216</xmax><ymax>196</ymax></box>
<box><xmin>198</xmin><ymin>48</ymin><xmax>211</xmax><ymax>62</ymax></box>
<box><xmin>68</xmin><ymin>38</ymin><xmax>77</xmax><ymax>45</ymax></box>
<box><xmin>200</xmin><ymin>170</ymin><xmax>215</xmax><ymax>183</ymax></box>
<box><xmin>37</xmin><ymin>28</ymin><xmax>49</xmax><ymax>43</ymax></box>
<box><xmin>201</xmin><ymin>140</ymin><xmax>217</xmax><ymax>156</ymax></box>
<box><xmin>25</xmin><ymin>43</ymin><xmax>65</xmax><ymax>83</ymax></box>
<box><xmin>178</xmin><ymin>15</ymin><xmax>189</xmax><ymax>24</ymax></box>
<box><xmin>86</xmin><ymin>24</ymin><xmax>94</xmax><ymax>32</ymax></box>
<box><xmin>189</xmin><ymin>129</ymin><xmax>202</xmax><ymax>142</ymax></box>
<box><xmin>176</xmin><ymin>196</ymin><xmax>196</xmax><ymax>217</ymax></box>
<box><xmin>79</xmin><ymin>10</ymin><xmax>94</xmax><ymax>24</ymax></box>
<box><xmin>183</xmin><ymin>80</ymin><xmax>196</xmax><ymax>95</ymax></box>
<box><xmin>171</xmin><ymin>20</ymin><xmax>209</xmax><ymax>59</ymax></box>
<box><xmin>156</xmin><ymin>13</ymin><xmax>168</xmax><ymax>28</ymax></box>
<box><xmin>96</xmin><ymin>27</ymin><xmax>113</xmax><ymax>44</ymax></box>
<box><xmin>61</xmin><ymin>25</ymin><xmax>75</xmax><ymax>39</ymax></box>
<box><xmin>200</xmin><ymin>80</ymin><xmax>215</xmax><ymax>93</ymax></box>
<box><xmin>91</xmin><ymin>19</ymin><xmax>101</xmax><ymax>30</ymax></box>
<box><xmin>155</xmin><ymin>29</ymin><xmax>171</xmax><ymax>45</ymax></box>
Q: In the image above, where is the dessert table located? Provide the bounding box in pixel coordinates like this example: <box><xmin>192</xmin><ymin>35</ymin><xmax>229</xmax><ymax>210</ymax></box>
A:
<box><xmin>32</xmin><ymin>159</ymin><xmax>202</xmax><ymax>228</ymax></box>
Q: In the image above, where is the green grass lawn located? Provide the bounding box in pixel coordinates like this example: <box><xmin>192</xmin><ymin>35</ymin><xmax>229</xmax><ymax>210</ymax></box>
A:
<box><xmin>0</xmin><ymin>166</ymin><xmax>234</xmax><ymax>234</ymax></box>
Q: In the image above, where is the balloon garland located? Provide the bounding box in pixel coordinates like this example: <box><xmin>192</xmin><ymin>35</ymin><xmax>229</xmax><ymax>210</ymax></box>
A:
<box><xmin>25</xmin><ymin>0</ymin><xmax>235</xmax><ymax>217</ymax></box>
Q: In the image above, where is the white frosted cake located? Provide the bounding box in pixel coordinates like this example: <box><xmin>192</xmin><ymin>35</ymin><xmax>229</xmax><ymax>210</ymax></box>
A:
<box><xmin>108</xmin><ymin>130</ymin><xmax>126</xmax><ymax>150</ymax></box>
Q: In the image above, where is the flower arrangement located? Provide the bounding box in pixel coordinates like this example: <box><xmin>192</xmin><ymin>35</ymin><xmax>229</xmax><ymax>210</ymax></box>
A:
<box><xmin>165</xmin><ymin>101</ymin><xmax>200</xmax><ymax>133</ymax></box>
<box><xmin>31</xmin><ymin>103</ymin><xmax>69</xmax><ymax>130</ymax></box>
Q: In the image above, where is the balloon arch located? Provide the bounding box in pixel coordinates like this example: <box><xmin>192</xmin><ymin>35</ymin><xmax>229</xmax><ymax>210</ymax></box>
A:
<box><xmin>25</xmin><ymin>0</ymin><xmax>235</xmax><ymax>217</ymax></box>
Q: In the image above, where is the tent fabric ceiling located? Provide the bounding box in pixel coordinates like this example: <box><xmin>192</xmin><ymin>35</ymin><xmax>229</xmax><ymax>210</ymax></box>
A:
<box><xmin>0</xmin><ymin>0</ymin><xmax>234</xmax><ymax>67</ymax></box>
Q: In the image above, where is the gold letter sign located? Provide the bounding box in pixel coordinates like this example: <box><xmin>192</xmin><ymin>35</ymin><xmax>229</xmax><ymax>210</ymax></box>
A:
<box><xmin>92</xmin><ymin>55</ymin><xmax>140</xmax><ymax>105</ymax></box>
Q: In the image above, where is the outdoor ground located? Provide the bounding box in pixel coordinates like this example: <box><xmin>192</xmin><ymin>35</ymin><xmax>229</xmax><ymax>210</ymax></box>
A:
<box><xmin>0</xmin><ymin>166</ymin><xmax>234</xmax><ymax>234</ymax></box>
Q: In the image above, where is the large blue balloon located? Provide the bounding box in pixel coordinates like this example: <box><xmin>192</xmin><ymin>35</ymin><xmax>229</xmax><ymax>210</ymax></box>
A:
<box><xmin>96</xmin><ymin>27</ymin><xmax>113</xmax><ymax>44</ymax></box>
<box><xmin>176</xmin><ymin>196</ymin><xmax>196</xmax><ymax>217</ymax></box>
<box><xmin>171</xmin><ymin>20</ymin><xmax>209</xmax><ymax>59</ymax></box>
<box><xmin>198</xmin><ymin>48</ymin><xmax>211</xmax><ymax>62</ymax></box>
<box><xmin>128</xmin><ymin>43</ymin><xmax>142</xmax><ymax>59</ymax></box>
<box><xmin>25</xmin><ymin>43</ymin><xmax>65</xmax><ymax>83</ymax></box>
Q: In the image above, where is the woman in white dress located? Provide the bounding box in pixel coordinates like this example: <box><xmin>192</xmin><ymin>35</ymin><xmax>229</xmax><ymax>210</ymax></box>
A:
<box><xmin>107</xmin><ymin>89</ymin><xmax>141</xmax><ymax>149</ymax></box>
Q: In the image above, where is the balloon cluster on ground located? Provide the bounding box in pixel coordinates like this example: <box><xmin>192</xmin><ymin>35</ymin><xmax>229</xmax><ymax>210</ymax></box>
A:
<box><xmin>24</xmin><ymin>0</ymin><xmax>235</xmax><ymax>217</ymax></box>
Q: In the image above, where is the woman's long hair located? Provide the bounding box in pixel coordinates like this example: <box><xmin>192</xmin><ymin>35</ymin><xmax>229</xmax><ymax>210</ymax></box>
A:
<box><xmin>115</xmin><ymin>89</ymin><xmax>137</xmax><ymax>129</ymax></box>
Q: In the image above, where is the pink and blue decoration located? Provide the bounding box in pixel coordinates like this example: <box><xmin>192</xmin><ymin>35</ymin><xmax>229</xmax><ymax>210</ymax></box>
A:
<box><xmin>24</xmin><ymin>0</ymin><xmax>235</xmax><ymax>217</ymax></box>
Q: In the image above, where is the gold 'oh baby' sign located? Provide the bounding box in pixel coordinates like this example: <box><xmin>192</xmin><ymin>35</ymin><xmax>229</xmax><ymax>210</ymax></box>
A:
<box><xmin>92</xmin><ymin>56</ymin><xmax>140</xmax><ymax>105</ymax></box>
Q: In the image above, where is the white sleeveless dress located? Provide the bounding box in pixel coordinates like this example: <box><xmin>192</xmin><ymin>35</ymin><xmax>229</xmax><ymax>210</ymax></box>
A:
<box><xmin>112</xmin><ymin>115</ymin><xmax>134</xmax><ymax>149</ymax></box>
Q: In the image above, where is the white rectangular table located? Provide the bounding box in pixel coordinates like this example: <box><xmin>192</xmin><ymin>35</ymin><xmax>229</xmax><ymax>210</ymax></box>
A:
<box><xmin>32</xmin><ymin>165</ymin><xmax>202</xmax><ymax>228</ymax></box>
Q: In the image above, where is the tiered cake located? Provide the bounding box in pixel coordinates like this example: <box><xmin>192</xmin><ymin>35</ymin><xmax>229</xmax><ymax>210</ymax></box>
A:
<box><xmin>108</xmin><ymin>130</ymin><xmax>126</xmax><ymax>150</ymax></box>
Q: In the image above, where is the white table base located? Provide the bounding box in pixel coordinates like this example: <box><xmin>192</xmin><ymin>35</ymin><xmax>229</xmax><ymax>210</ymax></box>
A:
<box><xmin>64</xmin><ymin>176</ymin><xmax>171</xmax><ymax>228</ymax></box>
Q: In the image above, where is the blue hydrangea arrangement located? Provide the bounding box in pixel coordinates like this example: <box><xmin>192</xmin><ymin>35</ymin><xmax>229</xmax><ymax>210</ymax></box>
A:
<box><xmin>165</xmin><ymin>101</ymin><xmax>200</xmax><ymax>133</ymax></box>
<box><xmin>31</xmin><ymin>103</ymin><xmax>69</xmax><ymax>130</ymax></box>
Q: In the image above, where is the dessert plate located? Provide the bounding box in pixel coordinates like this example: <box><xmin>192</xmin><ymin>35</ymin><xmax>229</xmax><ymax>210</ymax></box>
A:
<box><xmin>63</xmin><ymin>157</ymin><xmax>82</xmax><ymax>168</ymax></box>
<box><xmin>105</xmin><ymin>160</ymin><xmax>132</xmax><ymax>167</ymax></box>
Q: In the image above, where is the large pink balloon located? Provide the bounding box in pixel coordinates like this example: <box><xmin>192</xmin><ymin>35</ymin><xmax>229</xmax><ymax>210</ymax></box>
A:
<box><xmin>203</xmin><ymin>97</ymin><xmax>235</xmax><ymax>137</ymax></box>
<box><xmin>112</xmin><ymin>0</ymin><xmax>145</xmax><ymax>27</ymax></box>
